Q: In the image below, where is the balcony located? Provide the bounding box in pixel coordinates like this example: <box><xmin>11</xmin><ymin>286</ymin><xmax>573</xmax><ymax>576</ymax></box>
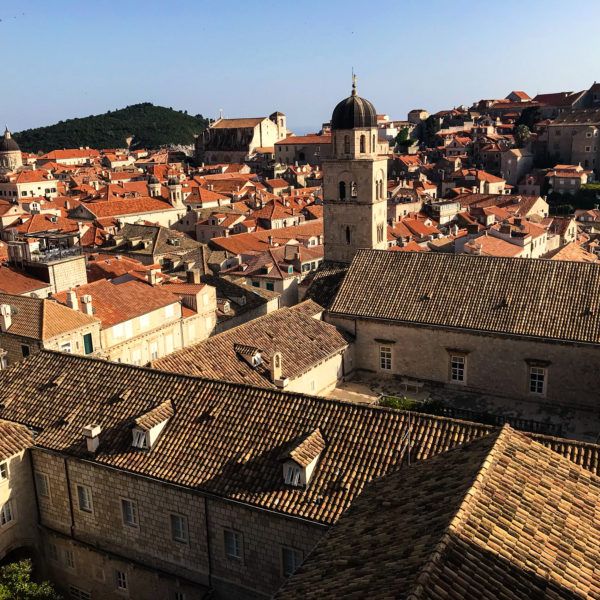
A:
<box><xmin>29</xmin><ymin>245</ymin><xmax>83</xmax><ymax>264</ymax></box>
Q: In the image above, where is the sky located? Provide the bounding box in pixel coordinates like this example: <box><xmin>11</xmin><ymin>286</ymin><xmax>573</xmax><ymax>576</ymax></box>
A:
<box><xmin>2</xmin><ymin>0</ymin><xmax>600</xmax><ymax>134</ymax></box>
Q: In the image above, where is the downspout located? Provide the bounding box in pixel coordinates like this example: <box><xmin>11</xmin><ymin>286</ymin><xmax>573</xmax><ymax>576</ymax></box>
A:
<box><xmin>63</xmin><ymin>457</ymin><xmax>76</xmax><ymax>537</ymax></box>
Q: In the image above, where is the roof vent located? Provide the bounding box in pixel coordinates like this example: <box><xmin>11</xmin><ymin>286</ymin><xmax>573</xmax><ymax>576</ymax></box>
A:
<box><xmin>234</xmin><ymin>343</ymin><xmax>263</xmax><ymax>368</ymax></box>
<box><xmin>132</xmin><ymin>399</ymin><xmax>174</xmax><ymax>451</ymax></box>
<box><xmin>420</xmin><ymin>291</ymin><xmax>433</xmax><ymax>301</ymax></box>
<box><xmin>280</xmin><ymin>429</ymin><xmax>326</xmax><ymax>488</ymax></box>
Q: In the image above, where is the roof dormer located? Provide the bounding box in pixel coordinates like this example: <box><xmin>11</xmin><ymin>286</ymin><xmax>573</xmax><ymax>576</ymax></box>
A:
<box><xmin>234</xmin><ymin>343</ymin><xmax>263</xmax><ymax>368</ymax></box>
<box><xmin>280</xmin><ymin>429</ymin><xmax>326</xmax><ymax>488</ymax></box>
<box><xmin>132</xmin><ymin>399</ymin><xmax>174</xmax><ymax>451</ymax></box>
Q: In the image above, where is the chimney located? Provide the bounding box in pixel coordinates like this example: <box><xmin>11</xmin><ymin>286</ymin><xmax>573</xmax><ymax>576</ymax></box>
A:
<box><xmin>0</xmin><ymin>304</ymin><xmax>12</xmax><ymax>332</ymax></box>
<box><xmin>82</xmin><ymin>424</ymin><xmax>101</xmax><ymax>453</ymax></box>
<box><xmin>271</xmin><ymin>351</ymin><xmax>283</xmax><ymax>382</ymax></box>
<box><xmin>268</xmin><ymin>235</ymin><xmax>274</xmax><ymax>246</ymax></box>
<box><xmin>186</xmin><ymin>269</ymin><xmax>201</xmax><ymax>284</ymax></box>
<box><xmin>147</xmin><ymin>268</ymin><xmax>160</xmax><ymax>286</ymax></box>
<box><xmin>81</xmin><ymin>294</ymin><xmax>93</xmax><ymax>316</ymax></box>
<box><xmin>66</xmin><ymin>289</ymin><xmax>79</xmax><ymax>311</ymax></box>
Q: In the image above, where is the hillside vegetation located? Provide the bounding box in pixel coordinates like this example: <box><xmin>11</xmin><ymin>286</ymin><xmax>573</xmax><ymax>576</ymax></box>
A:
<box><xmin>14</xmin><ymin>103</ymin><xmax>209</xmax><ymax>152</ymax></box>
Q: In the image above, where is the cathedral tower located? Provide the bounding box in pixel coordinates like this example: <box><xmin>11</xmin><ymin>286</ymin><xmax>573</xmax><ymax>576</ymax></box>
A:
<box><xmin>0</xmin><ymin>127</ymin><xmax>23</xmax><ymax>174</ymax></box>
<box><xmin>323</xmin><ymin>79</ymin><xmax>388</xmax><ymax>263</ymax></box>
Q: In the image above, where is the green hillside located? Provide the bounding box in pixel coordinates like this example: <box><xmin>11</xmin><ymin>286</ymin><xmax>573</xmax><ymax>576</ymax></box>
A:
<box><xmin>14</xmin><ymin>103</ymin><xmax>209</xmax><ymax>153</ymax></box>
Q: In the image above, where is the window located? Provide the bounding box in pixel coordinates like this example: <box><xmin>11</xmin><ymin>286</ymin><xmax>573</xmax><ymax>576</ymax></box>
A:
<box><xmin>529</xmin><ymin>366</ymin><xmax>546</xmax><ymax>395</ymax></box>
<box><xmin>69</xmin><ymin>586</ymin><xmax>91</xmax><ymax>600</ymax></box>
<box><xmin>343</xmin><ymin>135</ymin><xmax>350</xmax><ymax>154</ymax></box>
<box><xmin>450</xmin><ymin>355</ymin><xmax>466</xmax><ymax>383</ymax></box>
<box><xmin>115</xmin><ymin>570</ymin><xmax>128</xmax><ymax>591</ymax></box>
<box><xmin>251</xmin><ymin>280</ymin><xmax>260</xmax><ymax>288</ymax></box>
<box><xmin>132</xmin><ymin>429</ymin><xmax>148</xmax><ymax>449</ymax></box>
<box><xmin>60</xmin><ymin>341</ymin><xmax>72</xmax><ymax>353</ymax></box>
<box><xmin>170</xmin><ymin>513</ymin><xmax>188</xmax><ymax>543</ymax></box>
<box><xmin>150</xmin><ymin>342</ymin><xmax>159</xmax><ymax>360</ymax></box>
<box><xmin>360</xmin><ymin>134</ymin><xmax>366</xmax><ymax>153</ymax></box>
<box><xmin>77</xmin><ymin>484</ymin><xmax>93</xmax><ymax>513</ymax></box>
<box><xmin>266</xmin><ymin>282</ymin><xmax>275</xmax><ymax>291</ymax></box>
<box><xmin>21</xmin><ymin>345</ymin><xmax>30</xmax><ymax>358</ymax></box>
<box><xmin>64</xmin><ymin>548</ymin><xmax>75</xmax><ymax>569</ymax></box>
<box><xmin>282</xmin><ymin>547</ymin><xmax>303</xmax><ymax>577</ymax></box>
<box><xmin>380</xmin><ymin>345</ymin><xmax>392</xmax><ymax>370</ymax></box>
<box><xmin>586</xmin><ymin>146</ymin><xmax>592</xmax><ymax>152</ymax></box>
<box><xmin>339</xmin><ymin>181</ymin><xmax>346</xmax><ymax>200</ymax></box>
<box><xmin>345</xmin><ymin>226</ymin><xmax>351</xmax><ymax>245</ymax></box>
<box><xmin>284</xmin><ymin>464</ymin><xmax>302</xmax><ymax>486</ymax></box>
<box><xmin>35</xmin><ymin>472</ymin><xmax>50</xmax><ymax>498</ymax></box>
<box><xmin>121</xmin><ymin>498</ymin><xmax>138</xmax><ymax>527</ymax></box>
<box><xmin>0</xmin><ymin>462</ymin><xmax>7</xmax><ymax>482</ymax></box>
<box><xmin>224</xmin><ymin>529</ymin><xmax>242</xmax><ymax>559</ymax></box>
<box><xmin>0</xmin><ymin>500</ymin><xmax>14</xmax><ymax>526</ymax></box>
<box><xmin>48</xmin><ymin>543</ymin><xmax>59</xmax><ymax>562</ymax></box>
<box><xmin>83</xmin><ymin>333</ymin><xmax>94</xmax><ymax>355</ymax></box>
<box><xmin>174</xmin><ymin>593</ymin><xmax>186</xmax><ymax>600</ymax></box>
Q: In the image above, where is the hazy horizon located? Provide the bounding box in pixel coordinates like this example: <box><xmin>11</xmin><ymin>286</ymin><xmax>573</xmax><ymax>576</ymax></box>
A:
<box><xmin>3</xmin><ymin>0</ymin><xmax>600</xmax><ymax>135</ymax></box>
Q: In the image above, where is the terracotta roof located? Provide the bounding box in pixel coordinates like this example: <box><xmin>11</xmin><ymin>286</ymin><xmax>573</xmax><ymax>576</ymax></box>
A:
<box><xmin>134</xmin><ymin>399</ymin><xmax>174</xmax><ymax>431</ymax></box>
<box><xmin>86</xmin><ymin>253</ymin><xmax>147</xmax><ymax>282</ymax></box>
<box><xmin>303</xmin><ymin>261</ymin><xmax>349</xmax><ymax>310</ymax></box>
<box><xmin>80</xmin><ymin>197</ymin><xmax>176</xmax><ymax>218</ymax></box>
<box><xmin>550</xmin><ymin>242</ymin><xmax>598</xmax><ymax>263</ymax></box>
<box><xmin>1</xmin><ymin>352</ymin><xmax>599</xmax><ymax>532</ymax></box>
<box><xmin>153</xmin><ymin>303</ymin><xmax>347</xmax><ymax>387</ymax></box>
<box><xmin>0</xmin><ymin>266</ymin><xmax>50</xmax><ymax>295</ymax></box>
<box><xmin>275</xmin><ymin>425</ymin><xmax>600</xmax><ymax>599</ymax></box>
<box><xmin>40</xmin><ymin>149</ymin><xmax>100</xmax><ymax>160</ymax></box>
<box><xmin>465</xmin><ymin>235</ymin><xmax>523</xmax><ymax>258</ymax></box>
<box><xmin>211</xmin><ymin>117</ymin><xmax>264</xmax><ymax>129</ymax></box>
<box><xmin>54</xmin><ymin>279</ymin><xmax>179</xmax><ymax>328</ymax></box>
<box><xmin>282</xmin><ymin>429</ymin><xmax>326</xmax><ymax>468</ymax></box>
<box><xmin>330</xmin><ymin>250</ymin><xmax>600</xmax><ymax>345</ymax></box>
<box><xmin>0</xmin><ymin>419</ymin><xmax>33</xmax><ymax>461</ymax></box>
<box><xmin>0</xmin><ymin>292</ymin><xmax>98</xmax><ymax>340</ymax></box>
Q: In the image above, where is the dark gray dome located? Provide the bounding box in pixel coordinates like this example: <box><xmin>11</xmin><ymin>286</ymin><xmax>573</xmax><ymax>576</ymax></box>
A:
<box><xmin>331</xmin><ymin>87</ymin><xmax>377</xmax><ymax>130</ymax></box>
<box><xmin>0</xmin><ymin>130</ymin><xmax>20</xmax><ymax>153</ymax></box>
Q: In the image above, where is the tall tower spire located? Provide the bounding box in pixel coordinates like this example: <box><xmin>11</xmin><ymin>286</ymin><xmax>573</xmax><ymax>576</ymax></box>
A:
<box><xmin>351</xmin><ymin>70</ymin><xmax>357</xmax><ymax>96</ymax></box>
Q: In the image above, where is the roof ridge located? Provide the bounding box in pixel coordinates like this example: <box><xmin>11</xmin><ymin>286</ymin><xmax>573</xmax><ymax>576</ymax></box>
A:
<box><xmin>406</xmin><ymin>425</ymin><xmax>514</xmax><ymax>599</ymax></box>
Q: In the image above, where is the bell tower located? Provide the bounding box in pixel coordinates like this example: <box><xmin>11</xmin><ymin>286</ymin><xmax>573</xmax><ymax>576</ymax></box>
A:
<box><xmin>323</xmin><ymin>78</ymin><xmax>388</xmax><ymax>264</ymax></box>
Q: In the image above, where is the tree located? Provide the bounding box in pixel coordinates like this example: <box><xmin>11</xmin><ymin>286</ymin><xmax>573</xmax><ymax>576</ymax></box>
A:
<box><xmin>515</xmin><ymin>124</ymin><xmax>531</xmax><ymax>148</ymax></box>
<box><xmin>0</xmin><ymin>560</ymin><xmax>62</xmax><ymax>600</ymax></box>
<box><xmin>393</xmin><ymin>127</ymin><xmax>412</xmax><ymax>151</ymax></box>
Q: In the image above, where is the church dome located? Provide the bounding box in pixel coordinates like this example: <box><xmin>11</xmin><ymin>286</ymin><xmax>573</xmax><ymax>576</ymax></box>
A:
<box><xmin>331</xmin><ymin>83</ymin><xmax>377</xmax><ymax>130</ymax></box>
<box><xmin>0</xmin><ymin>129</ymin><xmax>20</xmax><ymax>153</ymax></box>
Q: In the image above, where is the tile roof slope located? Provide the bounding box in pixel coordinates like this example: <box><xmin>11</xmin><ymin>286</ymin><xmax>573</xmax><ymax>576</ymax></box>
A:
<box><xmin>0</xmin><ymin>351</ymin><xmax>495</xmax><ymax>525</ymax></box>
<box><xmin>134</xmin><ymin>399</ymin><xmax>174</xmax><ymax>430</ymax></box>
<box><xmin>0</xmin><ymin>419</ymin><xmax>33</xmax><ymax>461</ymax></box>
<box><xmin>303</xmin><ymin>261</ymin><xmax>349</xmax><ymax>310</ymax></box>
<box><xmin>275</xmin><ymin>425</ymin><xmax>600</xmax><ymax>599</ymax></box>
<box><xmin>285</xmin><ymin>429</ymin><xmax>326</xmax><ymax>467</ymax></box>
<box><xmin>330</xmin><ymin>250</ymin><xmax>600</xmax><ymax>344</ymax></box>
<box><xmin>152</xmin><ymin>304</ymin><xmax>347</xmax><ymax>386</ymax></box>
<box><xmin>0</xmin><ymin>292</ymin><xmax>98</xmax><ymax>340</ymax></box>
<box><xmin>0</xmin><ymin>266</ymin><xmax>49</xmax><ymax>295</ymax></box>
<box><xmin>54</xmin><ymin>280</ymin><xmax>179</xmax><ymax>328</ymax></box>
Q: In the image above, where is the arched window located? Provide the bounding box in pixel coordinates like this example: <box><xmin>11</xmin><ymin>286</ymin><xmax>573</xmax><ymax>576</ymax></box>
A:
<box><xmin>375</xmin><ymin>180</ymin><xmax>380</xmax><ymax>200</ymax></box>
<box><xmin>346</xmin><ymin>226</ymin><xmax>351</xmax><ymax>245</ymax></box>
<box><xmin>351</xmin><ymin>181</ymin><xmax>357</xmax><ymax>197</ymax></box>
<box><xmin>372</xmin><ymin>135</ymin><xmax>376</xmax><ymax>151</ymax></box>
<box><xmin>344</xmin><ymin>135</ymin><xmax>350</xmax><ymax>154</ymax></box>
<box><xmin>360</xmin><ymin>135</ymin><xmax>366</xmax><ymax>153</ymax></box>
<box><xmin>339</xmin><ymin>181</ymin><xmax>346</xmax><ymax>200</ymax></box>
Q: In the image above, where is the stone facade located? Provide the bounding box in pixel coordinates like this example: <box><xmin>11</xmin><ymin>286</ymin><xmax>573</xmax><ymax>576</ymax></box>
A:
<box><xmin>323</xmin><ymin>126</ymin><xmax>388</xmax><ymax>264</ymax></box>
<box><xmin>328</xmin><ymin>315</ymin><xmax>600</xmax><ymax>410</ymax></box>
<box><xmin>30</xmin><ymin>449</ymin><xmax>325</xmax><ymax>599</ymax></box>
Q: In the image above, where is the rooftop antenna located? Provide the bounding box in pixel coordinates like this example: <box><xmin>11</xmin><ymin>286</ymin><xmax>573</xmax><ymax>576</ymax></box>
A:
<box><xmin>219</xmin><ymin>108</ymin><xmax>224</xmax><ymax>120</ymax></box>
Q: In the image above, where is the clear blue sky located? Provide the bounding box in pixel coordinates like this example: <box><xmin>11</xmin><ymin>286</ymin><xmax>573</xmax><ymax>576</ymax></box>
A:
<box><xmin>2</xmin><ymin>0</ymin><xmax>600</xmax><ymax>134</ymax></box>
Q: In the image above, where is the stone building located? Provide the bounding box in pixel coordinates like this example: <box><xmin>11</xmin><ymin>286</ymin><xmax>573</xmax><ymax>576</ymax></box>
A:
<box><xmin>0</xmin><ymin>128</ymin><xmax>23</xmax><ymax>174</ymax></box>
<box><xmin>0</xmin><ymin>351</ymin><xmax>598</xmax><ymax>599</ymax></box>
<box><xmin>274</xmin><ymin>134</ymin><xmax>332</xmax><ymax>166</ymax></box>
<box><xmin>196</xmin><ymin>113</ymin><xmax>288</xmax><ymax>164</ymax></box>
<box><xmin>322</xmin><ymin>80</ymin><xmax>388</xmax><ymax>264</ymax></box>
<box><xmin>154</xmin><ymin>300</ymin><xmax>350</xmax><ymax>396</ymax></box>
<box><xmin>327</xmin><ymin>250</ymin><xmax>600</xmax><ymax>411</ymax></box>
<box><xmin>0</xmin><ymin>292</ymin><xmax>101</xmax><ymax>366</ymax></box>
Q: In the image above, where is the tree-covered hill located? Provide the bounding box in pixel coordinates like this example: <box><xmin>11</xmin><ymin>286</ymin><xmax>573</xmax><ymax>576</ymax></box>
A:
<box><xmin>14</xmin><ymin>103</ymin><xmax>209</xmax><ymax>152</ymax></box>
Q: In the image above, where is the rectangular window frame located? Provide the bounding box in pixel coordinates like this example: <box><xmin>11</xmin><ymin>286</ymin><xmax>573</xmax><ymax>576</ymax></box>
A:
<box><xmin>529</xmin><ymin>366</ymin><xmax>546</xmax><ymax>396</ymax></box>
<box><xmin>0</xmin><ymin>461</ymin><xmax>7</xmax><ymax>482</ymax></box>
<box><xmin>35</xmin><ymin>471</ymin><xmax>51</xmax><ymax>499</ymax></box>
<box><xmin>281</xmin><ymin>546</ymin><xmax>303</xmax><ymax>577</ymax></box>
<box><xmin>115</xmin><ymin>569</ymin><xmax>128</xmax><ymax>591</ymax></box>
<box><xmin>0</xmin><ymin>500</ymin><xmax>14</xmax><ymax>527</ymax></box>
<box><xmin>76</xmin><ymin>484</ymin><xmax>93</xmax><ymax>514</ymax></box>
<box><xmin>120</xmin><ymin>497</ymin><xmax>139</xmax><ymax>528</ymax></box>
<box><xmin>224</xmin><ymin>529</ymin><xmax>243</xmax><ymax>560</ymax></box>
<box><xmin>379</xmin><ymin>345</ymin><xmax>392</xmax><ymax>371</ymax></box>
<box><xmin>170</xmin><ymin>513</ymin><xmax>189</xmax><ymax>544</ymax></box>
<box><xmin>450</xmin><ymin>354</ymin><xmax>467</xmax><ymax>384</ymax></box>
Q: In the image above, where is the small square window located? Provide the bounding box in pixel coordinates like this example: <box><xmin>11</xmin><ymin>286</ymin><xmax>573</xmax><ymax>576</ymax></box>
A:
<box><xmin>379</xmin><ymin>345</ymin><xmax>392</xmax><ymax>370</ymax></box>
<box><xmin>132</xmin><ymin>430</ymin><xmax>148</xmax><ymax>449</ymax></box>
<box><xmin>77</xmin><ymin>484</ymin><xmax>93</xmax><ymax>513</ymax></box>
<box><xmin>48</xmin><ymin>543</ymin><xmax>59</xmax><ymax>562</ymax></box>
<box><xmin>35</xmin><ymin>472</ymin><xmax>50</xmax><ymax>499</ymax></box>
<box><xmin>284</xmin><ymin>464</ymin><xmax>302</xmax><ymax>486</ymax></box>
<box><xmin>0</xmin><ymin>462</ymin><xmax>7</xmax><ymax>482</ymax></box>
<box><xmin>121</xmin><ymin>498</ymin><xmax>138</xmax><ymax>527</ymax></box>
<box><xmin>21</xmin><ymin>345</ymin><xmax>30</xmax><ymax>358</ymax></box>
<box><xmin>224</xmin><ymin>529</ymin><xmax>242</xmax><ymax>559</ymax></box>
<box><xmin>64</xmin><ymin>548</ymin><xmax>75</xmax><ymax>570</ymax></box>
<box><xmin>282</xmin><ymin>546</ymin><xmax>303</xmax><ymax>577</ymax></box>
<box><xmin>529</xmin><ymin>366</ymin><xmax>546</xmax><ymax>395</ymax></box>
<box><xmin>170</xmin><ymin>513</ymin><xmax>188</xmax><ymax>543</ymax></box>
